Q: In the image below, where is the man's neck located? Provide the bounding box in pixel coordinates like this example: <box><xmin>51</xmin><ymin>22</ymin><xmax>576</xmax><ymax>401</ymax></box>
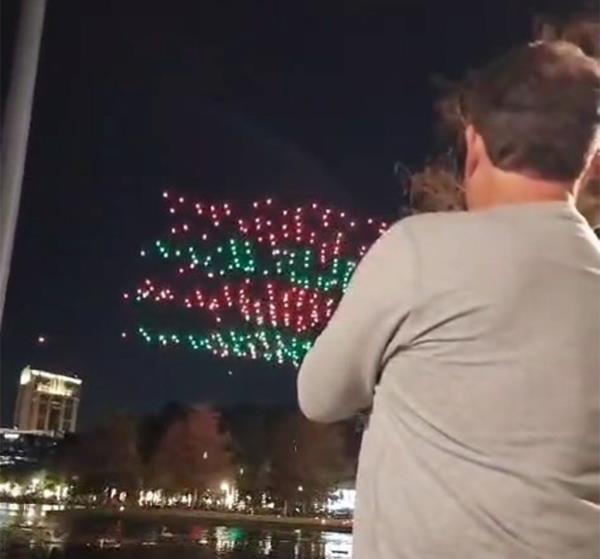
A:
<box><xmin>474</xmin><ymin>169</ymin><xmax>575</xmax><ymax>210</ymax></box>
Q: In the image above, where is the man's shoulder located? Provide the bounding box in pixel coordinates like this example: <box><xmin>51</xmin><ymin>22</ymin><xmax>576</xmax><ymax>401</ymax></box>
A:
<box><xmin>394</xmin><ymin>211</ymin><xmax>478</xmax><ymax>238</ymax></box>
<box><xmin>373</xmin><ymin>212</ymin><xmax>479</xmax><ymax>260</ymax></box>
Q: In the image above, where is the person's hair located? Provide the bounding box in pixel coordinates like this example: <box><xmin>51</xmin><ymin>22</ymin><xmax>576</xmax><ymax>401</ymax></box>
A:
<box><xmin>459</xmin><ymin>41</ymin><xmax>600</xmax><ymax>182</ymax></box>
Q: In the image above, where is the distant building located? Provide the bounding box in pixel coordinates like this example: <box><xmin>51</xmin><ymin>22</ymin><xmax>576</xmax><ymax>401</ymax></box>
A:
<box><xmin>14</xmin><ymin>366</ymin><xmax>82</xmax><ymax>434</ymax></box>
<box><xmin>0</xmin><ymin>428</ymin><xmax>61</xmax><ymax>467</ymax></box>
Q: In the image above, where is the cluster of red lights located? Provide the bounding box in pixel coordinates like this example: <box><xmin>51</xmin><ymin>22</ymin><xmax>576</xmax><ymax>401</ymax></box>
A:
<box><xmin>125</xmin><ymin>192</ymin><xmax>389</xmax><ymax>366</ymax></box>
<box><xmin>163</xmin><ymin>192</ymin><xmax>387</xmax><ymax>263</ymax></box>
<box><xmin>132</xmin><ymin>278</ymin><xmax>336</xmax><ymax>334</ymax></box>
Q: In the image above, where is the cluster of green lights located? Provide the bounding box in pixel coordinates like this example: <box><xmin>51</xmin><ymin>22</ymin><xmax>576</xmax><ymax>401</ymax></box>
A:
<box><xmin>145</xmin><ymin>238</ymin><xmax>357</xmax><ymax>292</ymax></box>
<box><xmin>137</xmin><ymin>326</ymin><xmax>313</xmax><ymax>367</ymax></box>
<box><xmin>128</xmin><ymin>197</ymin><xmax>386</xmax><ymax>366</ymax></box>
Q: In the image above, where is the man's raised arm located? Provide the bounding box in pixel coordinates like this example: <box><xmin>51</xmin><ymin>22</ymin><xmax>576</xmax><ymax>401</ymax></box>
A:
<box><xmin>297</xmin><ymin>222</ymin><xmax>415</xmax><ymax>423</ymax></box>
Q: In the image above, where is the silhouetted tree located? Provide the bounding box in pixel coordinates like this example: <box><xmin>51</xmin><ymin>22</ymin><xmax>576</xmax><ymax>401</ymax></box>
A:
<box><xmin>147</xmin><ymin>406</ymin><xmax>232</xmax><ymax>502</ymax></box>
<box><xmin>268</xmin><ymin>413</ymin><xmax>351</xmax><ymax>515</ymax></box>
<box><xmin>60</xmin><ymin>414</ymin><xmax>141</xmax><ymax>499</ymax></box>
<box><xmin>138</xmin><ymin>401</ymin><xmax>189</xmax><ymax>467</ymax></box>
<box><xmin>220</xmin><ymin>405</ymin><xmax>290</xmax><ymax>505</ymax></box>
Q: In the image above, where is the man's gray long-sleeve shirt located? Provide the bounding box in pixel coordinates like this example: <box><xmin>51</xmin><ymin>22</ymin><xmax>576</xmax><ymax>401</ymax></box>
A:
<box><xmin>298</xmin><ymin>201</ymin><xmax>600</xmax><ymax>558</ymax></box>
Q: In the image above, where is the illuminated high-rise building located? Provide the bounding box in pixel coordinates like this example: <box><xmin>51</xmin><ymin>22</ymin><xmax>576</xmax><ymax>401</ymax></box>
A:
<box><xmin>14</xmin><ymin>366</ymin><xmax>82</xmax><ymax>433</ymax></box>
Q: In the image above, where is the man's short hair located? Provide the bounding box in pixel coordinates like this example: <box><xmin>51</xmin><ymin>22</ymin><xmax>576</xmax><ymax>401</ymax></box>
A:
<box><xmin>460</xmin><ymin>41</ymin><xmax>600</xmax><ymax>182</ymax></box>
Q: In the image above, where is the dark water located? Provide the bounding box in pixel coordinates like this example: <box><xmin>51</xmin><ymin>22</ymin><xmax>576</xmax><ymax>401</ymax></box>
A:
<box><xmin>0</xmin><ymin>503</ymin><xmax>352</xmax><ymax>558</ymax></box>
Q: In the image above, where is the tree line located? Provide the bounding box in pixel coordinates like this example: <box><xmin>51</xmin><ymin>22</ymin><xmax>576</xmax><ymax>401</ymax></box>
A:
<box><xmin>52</xmin><ymin>403</ymin><xmax>358</xmax><ymax>515</ymax></box>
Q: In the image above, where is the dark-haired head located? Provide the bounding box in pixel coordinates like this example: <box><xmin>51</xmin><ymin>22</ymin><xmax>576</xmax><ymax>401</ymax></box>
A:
<box><xmin>460</xmin><ymin>41</ymin><xmax>600</xmax><ymax>209</ymax></box>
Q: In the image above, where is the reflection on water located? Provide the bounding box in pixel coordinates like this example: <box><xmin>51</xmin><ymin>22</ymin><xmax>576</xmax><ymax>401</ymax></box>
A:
<box><xmin>0</xmin><ymin>503</ymin><xmax>352</xmax><ymax>558</ymax></box>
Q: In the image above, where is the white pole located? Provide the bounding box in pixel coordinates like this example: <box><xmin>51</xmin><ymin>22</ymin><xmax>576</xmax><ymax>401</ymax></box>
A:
<box><xmin>0</xmin><ymin>0</ymin><xmax>47</xmax><ymax>328</ymax></box>
<box><xmin>0</xmin><ymin>0</ymin><xmax>47</xmax><ymax>425</ymax></box>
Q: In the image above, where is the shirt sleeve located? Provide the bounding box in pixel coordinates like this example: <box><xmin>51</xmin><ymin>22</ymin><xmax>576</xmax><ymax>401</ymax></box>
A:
<box><xmin>297</xmin><ymin>221</ymin><xmax>416</xmax><ymax>423</ymax></box>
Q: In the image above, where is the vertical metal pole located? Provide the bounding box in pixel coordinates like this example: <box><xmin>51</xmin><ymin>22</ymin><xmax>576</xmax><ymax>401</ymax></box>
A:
<box><xmin>0</xmin><ymin>0</ymin><xmax>47</xmax><ymax>328</ymax></box>
<box><xmin>0</xmin><ymin>0</ymin><xmax>47</xmax><ymax>425</ymax></box>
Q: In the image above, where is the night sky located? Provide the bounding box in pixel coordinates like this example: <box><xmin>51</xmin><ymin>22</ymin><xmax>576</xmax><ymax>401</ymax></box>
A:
<box><xmin>1</xmin><ymin>0</ymin><xmax>575</xmax><ymax>427</ymax></box>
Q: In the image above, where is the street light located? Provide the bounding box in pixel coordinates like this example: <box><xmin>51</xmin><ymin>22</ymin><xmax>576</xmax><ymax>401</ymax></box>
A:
<box><xmin>220</xmin><ymin>481</ymin><xmax>235</xmax><ymax>509</ymax></box>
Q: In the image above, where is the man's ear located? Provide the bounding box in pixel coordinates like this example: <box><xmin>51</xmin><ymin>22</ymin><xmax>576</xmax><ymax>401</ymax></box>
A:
<box><xmin>464</xmin><ymin>125</ymin><xmax>479</xmax><ymax>180</ymax></box>
<box><xmin>576</xmin><ymin>150</ymin><xmax>600</xmax><ymax>228</ymax></box>
<box><xmin>577</xmin><ymin>149</ymin><xmax>600</xmax><ymax>193</ymax></box>
<box><xmin>588</xmin><ymin>150</ymin><xmax>600</xmax><ymax>180</ymax></box>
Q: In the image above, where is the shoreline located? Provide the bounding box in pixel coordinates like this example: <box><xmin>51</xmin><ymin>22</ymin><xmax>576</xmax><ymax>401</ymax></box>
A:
<box><xmin>48</xmin><ymin>507</ymin><xmax>353</xmax><ymax>533</ymax></box>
